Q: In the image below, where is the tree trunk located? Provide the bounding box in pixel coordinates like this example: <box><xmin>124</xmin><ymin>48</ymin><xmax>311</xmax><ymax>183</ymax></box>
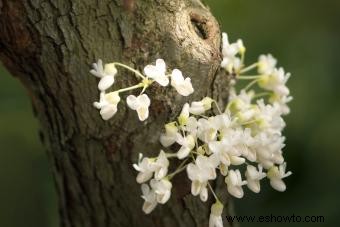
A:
<box><xmin>0</xmin><ymin>0</ymin><xmax>234</xmax><ymax>226</ymax></box>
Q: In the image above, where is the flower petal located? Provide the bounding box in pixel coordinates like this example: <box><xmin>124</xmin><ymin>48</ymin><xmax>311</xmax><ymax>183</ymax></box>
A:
<box><xmin>155</xmin><ymin>59</ymin><xmax>166</xmax><ymax>73</ymax></box>
<box><xmin>137</xmin><ymin>107</ymin><xmax>149</xmax><ymax>121</ymax></box>
<box><xmin>154</xmin><ymin>76</ymin><xmax>169</xmax><ymax>86</ymax></box>
<box><xmin>191</xmin><ymin>180</ymin><xmax>202</xmax><ymax>196</ymax></box>
<box><xmin>200</xmin><ymin>186</ymin><xmax>208</xmax><ymax>202</ymax></box>
<box><xmin>138</xmin><ymin>94</ymin><xmax>151</xmax><ymax>107</ymax></box>
<box><xmin>177</xmin><ymin>146</ymin><xmax>191</xmax><ymax>159</ymax></box>
<box><xmin>143</xmin><ymin>65</ymin><xmax>158</xmax><ymax>78</ymax></box>
<box><xmin>100</xmin><ymin>104</ymin><xmax>117</xmax><ymax>120</ymax></box>
<box><xmin>137</xmin><ymin>171</ymin><xmax>153</xmax><ymax>184</ymax></box>
<box><xmin>171</xmin><ymin>69</ymin><xmax>184</xmax><ymax>83</ymax></box>
<box><xmin>126</xmin><ymin>95</ymin><xmax>138</xmax><ymax>110</ymax></box>
<box><xmin>98</xmin><ymin>75</ymin><xmax>114</xmax><ymax>91</ymax></box>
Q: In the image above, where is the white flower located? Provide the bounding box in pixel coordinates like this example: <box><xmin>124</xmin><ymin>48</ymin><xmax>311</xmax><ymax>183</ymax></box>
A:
<box><xmin>219</xmin><ymin>163</ymin><xmax>229</xmax><ymax>176</ymax></box>
<box><xmin>170</xmin><ymin>69</ymin><xmax>194</xmax><ymax>96</ymax></box>
<box><xmin>144</xmin><ymin>59</ymin><xmax>169</xmax><ymax>86</ymax></box>
<box><xmin>269</xmin><ymin>93</ymin><xmax>293</xmax><ymax>115</ymax></box>
<box><xmin>187</xmin><ymin>155</ymin><xmax>217</xmax><ymax>201</ymax></box>
<box><xmin>176</xmin><ymin>134</ymin><xmax>195</xmax><ymax>159</ymax></box>
<box><xmin>93</xmin><ymin>92</ymin><xmax>121</xmax><ymax>120</ymax></box>
<box><xmin>150</xmin><ymin>178</ymin><xmax>172</xmax><ymax>204</ymax></box>
<box><xmin>225</xmin><ymin>169</ymin><xmax>247</xmax><ymax>198</ymax></box>
<box><xmin>126</xmin><ymin>94</ymin><xmax>151</xmax><ymax>121</ymax></box>
<box><xmin>256</xmin><ymin>99</ymin><xmax>286</xmax><ymax>133</ymax></box>
<box><xmin>153</xmin><ymin>150</ymin><xmax>169</xmax><ymax>180</ymax></box>
<box><xmin>212</xmin><ymin>114</ymin><xmax>232</xmax><ymax>131</ymax></box>
<box><xmin>90</xmin><ymin>59</ymin><xmax>117</xmax><ymax>91</ymax></box>
<box><xmin>221</xmin><ymin>57</ymin><xmax>241</xmax><ymax>74</ymax></box>
<box><xmin>235</xmin><ymin>105</ymin><xmax>259</xmax><ymax>124</ymax></box>
<box><xmin>253</xmin><ymin>132</ymin><xmax>285</xmax><ymax>169</ymax></box>
<box><xmin>133</xmin><ymin>151</ymin><xmax>169</xmax><ymax>183</ymax></box>
<box><xmin>185</xmin><ymin>116</ymin><xmax>199</xmax><ymax>136</ymax></box>
<box><xmin>237</xmin><ymin>39</ymin><xmax>246</xmax><ymax>54</ymax></box>
<box><xmin>209</xmin><ymin>127</ymin><xmax>249</xmax><ymax>164</ymax></box>
<box><xmin>245</xmin><ymin>165</ymin><xmax>266</xmax><ymax>193</ymax></box>
<box><xmin>209</xmin><ymin>201</ymin><xmax>224</xmax><ymax>227</ymax></box>
<box><xmin>258</xmin><ymin>67</ymin><xmax>290</xmax><ymax>97</ymax></box>
<box><xmin>258</xmin><ymin>54</ymin><xmax>277</xmax><ymax>75</ymax></box>
<box><xmin>209</xmin><ymin>139</ymin><xmax>245</xmax><ymax>167</ymax></box>
<box><xmin>229</xmin><ymin>88</ymin><xmax>253</xmax><ymax>104</ymax></box>
<box><xmin>178</xmin><ymin>103</ymin><xmax>190</xmax><ymax>126</ymax></box>
<box><xmin>227</xmin><ymin>89</ymin><xmax>253</xmax><ymax>115</ymax></box>
<box><xmin>267</xmin><ymin>163</ymin><xmax>292</xmax><ymax>192</ymax></box>
<box><xmin>141</xmin><ymin>184</ymin><xmax>157</xmax><ymax>214</ymax></box>
<box><xmin>196</xmin><ymin>118</ymin><xmax>219</xmax><ymax>143</ymax></box>
<box><xmin>220</xmin><ymin>33</ymin><xmax>244</xmax><ymax>74</ymax></box>
<box><xmin>222</xmin><ymin>33</ymin><xmax>239</xmax><ymax>57</ymax></box>
<box><xmin>223</xmin><ymin>127</ymin><xmax>256</xmax><ymax>162</ymax></box>
<box><xmin>133</xmin><ymin>153</ymin><xmax>156</xmax><ymax>183</ymax></box>
<box><xmin>160</xmin><ymin>122</ymin><xmax>178</xmax><ymax>147</ymax></box>
<box><xmin>189</xmin><ymin>97</ymin><xmax>213</xmax><ymax>115</ymax></box>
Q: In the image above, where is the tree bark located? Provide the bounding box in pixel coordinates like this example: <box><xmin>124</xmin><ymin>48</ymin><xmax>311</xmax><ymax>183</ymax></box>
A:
<box><xmin>0</xmin><ymin>0</ymin><xmax>234</xmax><ymax>226</ymax></box>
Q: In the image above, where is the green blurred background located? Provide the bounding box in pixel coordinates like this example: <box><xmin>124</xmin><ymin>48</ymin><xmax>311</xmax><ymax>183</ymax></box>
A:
<box><xmin>0</xmin><ymin>0</ymin><xmax>339</xmax><ymax>226</ymax></box>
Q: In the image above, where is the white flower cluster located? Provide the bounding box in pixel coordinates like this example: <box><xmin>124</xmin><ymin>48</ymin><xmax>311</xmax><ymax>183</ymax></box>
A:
<box><xmin>90</xmin><ymin>59</ymin><xmax>194</xmax><ymax>121</ymax></box>
<box><xmin>89</xmin><ymin>32</ymin><xmax>292</xmax><ymax>226</ymax></box>
<box><xmin>257</xmin><ymin>54</ymin><xmax>292</xmax><ymax>115</ymax></box>
<box><xmin>220</xmin><ymin>32</ymin><xmax>292</xmax><ymax>115</ymax></box>
<box><xmin>132</xmin><ymin>32</ymin><xmax>292</xmax><ymax>227</ymax></box>
<box><xmin>132</xmin><ymin>151</ymin><xmax>172</xmax><ymax>214</ymax></box>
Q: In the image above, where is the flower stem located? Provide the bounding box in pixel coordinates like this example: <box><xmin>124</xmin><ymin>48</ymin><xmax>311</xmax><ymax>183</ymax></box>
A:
<box><xmin>213</xmin><ymin>100</ymin><xmax>223</xmax><ymax>114</ymax></box>
<box><xmin>116</xmin><ymin>83</ymin><xmax>144</xmax><ymax>93</ymax></box>
<box><xmin>208</xmin><ymin>182</ymin><xmax>220</xmax><ymax>202</ymax></box>
<box><xmin>168</xmin><ymin>160</ymin><xmax>189</xmax><ymax>180</ymax></box>
<box><xmin>240</xmin><ymin>63</ymin><xmax>258</xmax><ymax>74</ymax></box>
<box><xmin>113</xmin><ymin>62</ymin><xmax>146</xmax><ymax>79</ymax></box>
<box><xmin>139</xmin><ymin>80</ymin><xmax>153</xmax><ymax>95</ymax></box>
<box><xmin>253</xmin><ymin>92</ymin><xmax>271</xmax><ymax>99</ymax></box>
<box><xmin>245</xmin><ymin>79</ymin><xmax>259</xmax><ymax>91</ymax></box>
<box><xmin>237</xmin><ymin>75</ymin><xmax>262</xmax><ymax>80</ymax></box>
<box><xmin>165</xmin><ymin>153</ymin><xmax>178</xmax><ymax>158</ymax></box>
<box><xmin>198</xmin><ymin>115</ymin><xmax>209</xmax><ymax>119</ymax></box>
<box><xmin>177</xmin><ymin>158</ymin><xmax>189</xmax><ymax>169</ymax></box>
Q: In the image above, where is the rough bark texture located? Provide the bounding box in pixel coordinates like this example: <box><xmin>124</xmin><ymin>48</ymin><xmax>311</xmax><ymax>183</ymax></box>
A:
<box><xmin>0</xmin><ymin>0</ymin><xmax>234</xmax><ymax>226</ymax></box>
